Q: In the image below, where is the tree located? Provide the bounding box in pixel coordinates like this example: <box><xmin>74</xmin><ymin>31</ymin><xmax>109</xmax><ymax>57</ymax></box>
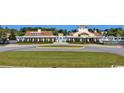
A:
<box><xmin>0</xmin><ymin>29</ymin><xmax>8</xmax><ymax>44</ymax></box>
<box><xmin>9</xmin><ymin>30</ymin><xmax>16</xmax><ymax>40</ymax></box>
<box><xmin>71</xmin><ymin>29</ymin><xmax>77</xmax><ymax>32</ymax></box>
<box><xmin>104</xmin><ymin>28</ymin><xmax>124</xmax><ymax>36</ymax></box>
<box><xmin>88</xmin><ymin>28</ymin><xmax>94</xmax><ymax>33</ymax></box>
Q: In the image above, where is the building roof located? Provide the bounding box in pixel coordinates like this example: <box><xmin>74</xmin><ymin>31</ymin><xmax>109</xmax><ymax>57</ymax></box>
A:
<box><xmin>24</xmin><ymin>30</ymin><xmax>53</xmax><ymax>36</ymax></box>
<box><xmin>41</xmin><ymin>31</ymin><xmax>53</xmax><ymax>36</ymax></box>
<box><xmin>93</xmin><ymin>31</ymin><xmax>102</xmax><ymax>36</ymax></box>
<box><xmin>79</xmin><ymin>32</ymin><xmax>89</xmax><ymax>35</ymax></box>
<box><xmin>69</xmin><ymin>30</ymin><xmax>102</xmax><ymax>37</ymax></box>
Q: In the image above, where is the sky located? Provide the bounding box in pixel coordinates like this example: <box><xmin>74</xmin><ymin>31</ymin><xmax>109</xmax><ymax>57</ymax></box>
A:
<box><xmin>1</xmin><ymin>25</ymin><xmax>124</xmax><ymax>31</ymax></box>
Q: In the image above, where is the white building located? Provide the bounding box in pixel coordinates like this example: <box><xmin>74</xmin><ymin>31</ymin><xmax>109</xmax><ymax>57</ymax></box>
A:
<box><xmin>70</xmin><ymin>25</ymin><xmax>101</xmax><ymax>37</ymax></box>
<box><xmin>16</xmin><ymin>26</ymin><xmax>102</xmax><ymax>43</ymax></box>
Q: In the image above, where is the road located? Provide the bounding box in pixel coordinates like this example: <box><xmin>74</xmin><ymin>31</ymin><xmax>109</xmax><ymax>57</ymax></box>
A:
<box><xmin>0</xmin><ymin>45</ymin><xmax>36</xmax><ymax>52</ymax></box>
<box><xmin>0</xmin><ymin>45</ymin><xmax>124</xmax><ymax>56</ymax></box>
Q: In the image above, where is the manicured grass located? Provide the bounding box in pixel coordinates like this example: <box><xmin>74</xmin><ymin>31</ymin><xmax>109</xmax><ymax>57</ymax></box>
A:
<box><xmin>0</xmin><ymin>51</ymin><xmax>124</xmax><ymax>67</ymax></box>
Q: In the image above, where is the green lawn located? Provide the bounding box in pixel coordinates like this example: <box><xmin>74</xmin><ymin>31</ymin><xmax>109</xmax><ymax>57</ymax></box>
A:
<box><xmin>0</xmin><ymin>51</ymin><xmax>124</xmax><ymax>67</ymax></box>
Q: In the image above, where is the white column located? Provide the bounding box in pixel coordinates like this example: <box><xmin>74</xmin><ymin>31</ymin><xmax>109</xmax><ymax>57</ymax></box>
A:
<box><xmin>94</xmin><ymin>38</ymin><xmax>96</xmax><ymax>42</ymax></box>
<box><xmin>43</xmin><ymin>38</ymin><xmax>44</xmax><ymax>42</ymax></box>
<box><xmin>80</xmin><ymin>39</ymin><xmax>82</xmax><ymax>42</ymax></box>
<box><xmin>27</xmin><ymin>38</ymin><xmax>29</xmax><ymax>42</ymax></box>
<box><xmin>17</xmin><ymin>38</ymin><xmax>20</xmax><ymax>42</ymax></box>
<box><xmin>22</xmin><ymin>38</ymin><xmax>24</xmax><ymax>42</ymax></box>
<box><xmin>73</xmin><ymin>38</ymin><xmax>75</xmax><ymax>42</ymax></box>
<box><xmin>32</xmin><ymin>38</ymin><xmax>34</xmax><ymax>42</ymax></box>
<box><xmin>87</xmin><ymin>38</ymin><xmax>89</xmax><ymax>42</ymax></box>
<box><xmin>38</xmin><ymin>38</ymin><xmax>39</xmax><ymax>42</ymax></box>
<box><xmin>52</xmin><ymin>38</ymin><xmax>54</xmax><ymax>42</ymax></box>
<box><xmin>48</xmin><ymin>38</ymin><xmax>50</xmax><ymax>42</ymax></box>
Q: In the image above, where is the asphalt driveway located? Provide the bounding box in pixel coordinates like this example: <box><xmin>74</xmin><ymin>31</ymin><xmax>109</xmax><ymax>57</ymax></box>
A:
<box><xmin>0</xmin><ymin>45</ymin><xmax>124</xmax><ymax>56</ymax></box>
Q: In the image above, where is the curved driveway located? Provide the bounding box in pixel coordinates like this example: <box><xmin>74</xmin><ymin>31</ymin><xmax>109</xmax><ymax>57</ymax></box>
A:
<box><xmin>0</xmin><ymin>45</ymin><xmax>124</xmax><ymax>57</ymax></box>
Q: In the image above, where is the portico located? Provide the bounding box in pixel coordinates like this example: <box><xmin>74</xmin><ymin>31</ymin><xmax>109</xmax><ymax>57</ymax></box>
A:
<box><xmin>16</xmin><ymin>35</ymin><xmax>103</xmax><ymax>44</ymax></box>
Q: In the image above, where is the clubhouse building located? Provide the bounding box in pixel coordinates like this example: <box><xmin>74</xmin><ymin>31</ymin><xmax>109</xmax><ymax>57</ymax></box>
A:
<box><xmin>16</xmin><ymin>25</ymin><xmax>124</xmax><ymax>45</ymax></box>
